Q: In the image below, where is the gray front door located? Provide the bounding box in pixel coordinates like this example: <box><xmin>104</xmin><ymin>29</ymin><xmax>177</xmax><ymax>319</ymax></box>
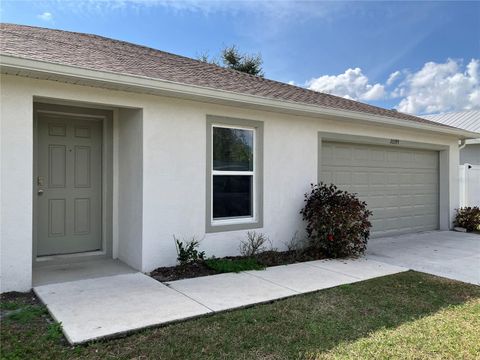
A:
<box><xmin>37</xmin><ymin>114</ymin><xmax>102</xmax><ymax>256</ymax></box>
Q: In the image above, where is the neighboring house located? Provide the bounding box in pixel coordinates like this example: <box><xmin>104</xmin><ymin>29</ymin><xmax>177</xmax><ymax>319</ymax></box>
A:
<box><xmin>1</xmin><ymin>24</ymin><xmax>478</xmax><ymax>293</ymax></box>
<box><xmin>423</xmin><ymin>110</ymin><xmax>480</xmax><ymax>165</ymax></box>
<box><xmin>423</xmin><ymin>111</ymin><xmax>480</xmax><ymax>207</ymax></box>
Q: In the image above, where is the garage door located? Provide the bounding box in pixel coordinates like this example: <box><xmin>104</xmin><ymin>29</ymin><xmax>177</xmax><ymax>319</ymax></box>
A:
<box><xmin>320</xmin><ymin>142</ymin><xmax>439</xmax><ymax>237</ymax></box>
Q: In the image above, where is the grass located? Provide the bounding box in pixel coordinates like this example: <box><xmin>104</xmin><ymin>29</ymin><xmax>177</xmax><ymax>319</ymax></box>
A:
<box><xmin>1</xmin><ymin>271</ymin><xmax>479</xmax><ymax>359</ymax></box>
<box><xmin>205</xmin><ymin>257</ymin><xmax>265</xmax><ymax>273</ymax></box>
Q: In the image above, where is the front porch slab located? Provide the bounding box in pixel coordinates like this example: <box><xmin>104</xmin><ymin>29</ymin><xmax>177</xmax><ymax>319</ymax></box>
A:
<box><xmin>34</xmin><ymin>273</ymin><xmax>212</xmax><ymax>344</ymax></box>
<box><xmin>33</xmin><ymin>257</ymin><xmax>136</xmax><ymax>286</ymax></box>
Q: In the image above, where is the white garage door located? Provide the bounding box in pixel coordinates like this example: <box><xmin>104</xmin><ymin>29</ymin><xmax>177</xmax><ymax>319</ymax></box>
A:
<box><xmin>321</xmin><ymin>142</ymin><xmax>439</xmax><ymax>237</ymax></box>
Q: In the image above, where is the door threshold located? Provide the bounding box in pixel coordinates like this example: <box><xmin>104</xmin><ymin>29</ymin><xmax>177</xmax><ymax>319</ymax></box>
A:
<box><xmin>34</xmin><ymin>251</ymin><xmax>108</xmax><ymax>267</ymax></box>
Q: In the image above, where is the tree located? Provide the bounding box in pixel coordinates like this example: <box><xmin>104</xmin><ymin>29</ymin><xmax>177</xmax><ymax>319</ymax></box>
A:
<box><xmin>198</xmin><ymin>45</ymin><xmax>264</xmax><ymax>77</ymax></box>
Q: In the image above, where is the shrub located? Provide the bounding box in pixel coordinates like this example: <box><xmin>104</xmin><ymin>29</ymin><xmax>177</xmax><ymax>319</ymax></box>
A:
<box><xmin>300</xmin><ymin>183</ymin><xmax>372</xmax><ymax>258</ymax></box>
<box><xmin>174</xmin><ymin>236</ymin><xmax>205</xmax><ymax>266</ymax></box>
<box><xmin>454</xmin><ymin>207</ymin><xmax>480</xmax><ymax>232</ymax></box>
<box><xmin>239</xmin><ymin>231</ymin><xmax>269</xmax><ymax>257</ymax></box>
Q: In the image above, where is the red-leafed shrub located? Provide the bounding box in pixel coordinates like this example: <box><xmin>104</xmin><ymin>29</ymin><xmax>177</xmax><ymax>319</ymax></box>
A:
<box><xmin>454</xmin><ymin>207</ymin><xmax>480</xmax><ymax>232</ymax></box>
<box><xmin>300</xmin><ymin>183</ymin><xmax>373</xmax><ymax>258</ymax></box>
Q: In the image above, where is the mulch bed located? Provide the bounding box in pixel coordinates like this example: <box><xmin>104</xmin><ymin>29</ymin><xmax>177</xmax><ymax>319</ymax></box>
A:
<box><xmin>150</xmin><ymin>247</ymin><xmax>328</xmax><ymax>282</ymax></box>
<box><xmin>0</xmin><ymin>291</ymin><xmax>39</xmax><ymax>306</ymax></box>
<box><xmin>150</xmin><ymin>262</ymin><xmax>218</xmax><ymax>282</ymax></box>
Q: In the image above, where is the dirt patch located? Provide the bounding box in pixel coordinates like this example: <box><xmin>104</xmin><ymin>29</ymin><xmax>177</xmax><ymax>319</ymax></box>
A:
<box><xmin>150</xmin><ymin>261</ymin><xmax>218</xmax><ymax>282</ymax></box>
<box><xmin>1</xmin><ymin>291</ymin><xmax>40</xmax><ymax>306</ymax></box>
<box><xmin>256</xmin><ymin>247</ymin><xmax>327</xmax><ymax>267</ymax></box>
<box><xmin>150</xmin><ymin>247</ymin><xmax>328</xmax><ymax>282</ymax></box>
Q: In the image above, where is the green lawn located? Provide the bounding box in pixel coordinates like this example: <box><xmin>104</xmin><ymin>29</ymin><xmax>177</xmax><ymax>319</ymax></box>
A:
<box><xmin>1</xmin><ymin>271</ymin><xmax>479</xmax><ymax>359</ymax></box>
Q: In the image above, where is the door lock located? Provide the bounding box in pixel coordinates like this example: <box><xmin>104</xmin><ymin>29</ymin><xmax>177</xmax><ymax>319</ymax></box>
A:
<box><xmin>37</xmin><ymin>176</ymin><xmax>45</xmax><ymax>186</ymax></box>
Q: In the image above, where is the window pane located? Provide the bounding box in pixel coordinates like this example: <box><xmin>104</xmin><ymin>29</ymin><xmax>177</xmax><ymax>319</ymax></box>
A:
<box><xmin>213</xmin><ymin>127</ymin><xmax>253</xmax><ymax>171</ymax></box>
<box><xmin>213</xmin><ymin>175</ymin><xmax>252</xmax><ymax>219</ymax></box>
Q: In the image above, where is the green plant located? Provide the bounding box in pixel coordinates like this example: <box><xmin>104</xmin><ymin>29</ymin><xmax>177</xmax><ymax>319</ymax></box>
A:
<box><xmin>174</xmin><ymin>236</ymin><xmax>205</xmax><ymax>266</ymax></box>
<box><xmin>5</xmin><ymin>305</ymin><xmax>47</xmax><ymax>323</ymax></box>
<box><xmin>239</xmin><ymin>231</ymin><xmax>269</xmax><ymax>257</ymax></box>
<box><xmin>205</xmin><ymin>258</ymin><xmax>265</xmax><ymax>273</ymax></box>
<box><xmin>45</xmin><ymin>321</ymin><xmax>63</xmax><ymax>341</ymax></box>
<box><xmin>300</xmin><ymin>183</ymin><xmax>372</xmax><ymax>258</ymax></box>
<box><xmin>454</xmin><ymin>207</ymin><xmax>480</xmax><ymax>232</ymax></box>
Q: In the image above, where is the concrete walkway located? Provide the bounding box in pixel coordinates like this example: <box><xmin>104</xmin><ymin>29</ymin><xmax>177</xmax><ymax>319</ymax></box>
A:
<box><xmin>367</xmin><ymin>231</ymin><xmax>480</xmax><ymax>285</ymax></box>
<box><xmin>34</xmin><ymin>258</ymin><xmax>406</xmax><ymax>344</ymax></box>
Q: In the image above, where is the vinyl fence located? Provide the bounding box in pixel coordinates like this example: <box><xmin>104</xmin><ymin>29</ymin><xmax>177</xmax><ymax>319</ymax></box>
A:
<box><xmin>459</xmin><ymin>164</ymin><xmax>480</xmax><ymax>207</ymax></box>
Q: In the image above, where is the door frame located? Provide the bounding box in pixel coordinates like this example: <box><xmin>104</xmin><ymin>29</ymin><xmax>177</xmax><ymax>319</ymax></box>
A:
<box><xmin>33</xmin><ymin>103</ymin><xmax>113</xmax><ymax>261</ymax></box>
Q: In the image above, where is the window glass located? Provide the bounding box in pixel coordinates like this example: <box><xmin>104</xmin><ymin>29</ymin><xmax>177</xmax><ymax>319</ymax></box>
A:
<box><xmin>213</xmin><ymin>127</ymin><xmax>253</xmax><ymax>171</ymax></box>
<box><xmin>213</xmin><ymin>175</ymin><xmax>252</xmax><ymax>219</ymax></box>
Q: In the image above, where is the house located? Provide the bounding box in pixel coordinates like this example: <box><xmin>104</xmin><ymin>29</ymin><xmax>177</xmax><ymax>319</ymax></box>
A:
<box><xmin>1</xmin><ymin>23</ymin><xmax>478</xmax><ymax>293</ymax></box>
<box><xmin>423</xmin><ymin>110</ymin><xmax>480</xmax><ymax>165</ymax></box>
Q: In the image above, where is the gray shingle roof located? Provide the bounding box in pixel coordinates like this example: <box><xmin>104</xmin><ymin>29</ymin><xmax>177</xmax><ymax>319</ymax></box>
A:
<box><xmin>423</xmin><ymin>110</ymin><xmax>480</xmax><ymax>133</ymax></box>
<box><xmin>0</xmin><ymin>23</ymin><xmax>454</xmax><ymax>128</ymax></box>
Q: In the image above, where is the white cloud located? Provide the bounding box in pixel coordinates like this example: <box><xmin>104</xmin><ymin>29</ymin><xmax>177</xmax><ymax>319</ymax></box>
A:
<box><xmin>306</xmin><ymin>67</ymin><xmax>385</xmax><ymax>101</ymax></box>
<box><xmin>393</xmin><ymin>59</ymin><xmax>480</xmax><ymax>114</ymax></box>
<box><xmin>37</xmin><ymin>11</ymin><xmax>53</xmax><ymax>22</ymax></box>
<box><xmin>386</xmin><ymin>70</ymin><xmax>401</xmax><ymax>86</ymax></box>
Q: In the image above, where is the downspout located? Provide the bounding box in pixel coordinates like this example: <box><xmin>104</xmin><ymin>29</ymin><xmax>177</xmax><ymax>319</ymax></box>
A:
<box><xmin>459</xmin><ymin>139</ymin><xmax>467</xmax><ymax>150</ymax></box>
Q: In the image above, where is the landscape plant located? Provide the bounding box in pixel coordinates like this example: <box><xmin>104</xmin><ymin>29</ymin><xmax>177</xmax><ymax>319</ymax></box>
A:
<box><xmin>174</xmin><ymin>236</ymin><xmax>205</xmax><ymax>266</ymax></box>
<box><xmin>454</xmin><ymin>206</ymin><xmax>480</xmax><ymax>232</ymax></box>
<box><xmin>239</xmin><ymin>231</ymin><xmax>269</xmax><ymax>257</ymax></box>
<box><xmin>300</xmin><ymin>183</ymin><xmax>372</xmax><ymax>258</ymax></box>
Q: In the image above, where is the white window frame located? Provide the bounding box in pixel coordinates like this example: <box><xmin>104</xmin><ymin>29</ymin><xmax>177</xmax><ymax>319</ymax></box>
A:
<box><xmin>211</xmin><ymin>124</ymin><xmax>257</xmax><ymax>226</ymax></box>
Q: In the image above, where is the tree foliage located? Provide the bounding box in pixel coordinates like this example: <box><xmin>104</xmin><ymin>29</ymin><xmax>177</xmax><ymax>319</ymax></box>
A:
<box><xmin>198</xmin><ymin>45</ymin><xmax>264</xmax><ymax>77</ymax></box>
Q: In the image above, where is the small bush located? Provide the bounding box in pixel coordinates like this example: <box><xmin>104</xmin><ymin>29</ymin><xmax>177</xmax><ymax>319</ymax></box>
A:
<box><xmin>205</xmin><ymin>258</ymin><xmax>265</xmax><ymax>273</ymax></box>
<box><xmin>174</xmin><ymin>236</ymin><xmax>205</xmax><ymax>266</ymax></box>
<box><xmin>239</xmin><ymin>231</ymin><xmax>269</xmax><ymax>257</ymax></box>
<box><xmin>454</xmin><ymin>207</ymin><xmax>480</xmax><ymax>232</ymax></box>
<box><xmin>300</xmin><ymin>183</ymin><xmax>372</xmax><ymax>258</ymax></box>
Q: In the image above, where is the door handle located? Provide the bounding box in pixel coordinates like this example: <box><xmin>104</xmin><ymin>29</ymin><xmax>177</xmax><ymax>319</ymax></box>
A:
<box><xmin>38</xmin><ymin>189</ymin><xmax>44</xmax><ymax>195</ymax></box>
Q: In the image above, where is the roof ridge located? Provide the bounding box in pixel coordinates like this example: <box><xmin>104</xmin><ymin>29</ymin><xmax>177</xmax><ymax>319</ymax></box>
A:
<box><xmin>0</xmin><ymin>23</ymin><xmax>459</xmax><ymax>130</ymax></box>
<box><xmin>0</xmin><ymin>22</ymin><xmax>270</xmax><ymax>82</ymax></box>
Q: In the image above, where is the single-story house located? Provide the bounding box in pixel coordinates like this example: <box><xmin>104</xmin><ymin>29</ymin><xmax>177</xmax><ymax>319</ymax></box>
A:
<box><xmin>1</xmin><ymin>24</ymin><xmax>478</xmax><ymax>293</ymax></box>
<box><xmin>423</xmin><ymin>110</ymin><xmax>480</xmax><ymax>165</ymax></box>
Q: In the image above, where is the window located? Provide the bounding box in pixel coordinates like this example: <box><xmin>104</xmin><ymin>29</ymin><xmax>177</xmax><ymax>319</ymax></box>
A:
<box><xmin>207</xmin><ymin>116</ymin><xmax>263</xmax><ymax>232</ymax></box>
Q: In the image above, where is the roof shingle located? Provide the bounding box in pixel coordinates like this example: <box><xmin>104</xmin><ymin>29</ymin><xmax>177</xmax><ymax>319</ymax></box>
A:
<box><xmin>0</xmin><ymin>23</ymin><xmax>452</xmax><ymax>128</ymax></box>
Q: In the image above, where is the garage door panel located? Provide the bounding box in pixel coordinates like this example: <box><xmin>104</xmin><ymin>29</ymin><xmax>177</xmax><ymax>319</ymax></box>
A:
<box><xmin>321</xmin><ymin>142</ymin><xmax>439</xmax><ymax>237</ymax></box>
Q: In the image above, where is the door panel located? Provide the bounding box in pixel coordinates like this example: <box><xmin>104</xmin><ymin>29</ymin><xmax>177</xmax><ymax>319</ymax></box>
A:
<box><xmin>321</xmin><ymin>142</ymin><xmax>439</xmax><ymax>237</ymax></box>
<box><xmin>37</xmin><ymin>114</ymin><xmax>102</xmax><ymax>256</ymax></box>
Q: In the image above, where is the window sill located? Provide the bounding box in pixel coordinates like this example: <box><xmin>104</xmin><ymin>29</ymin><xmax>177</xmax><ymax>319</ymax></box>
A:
<box><xmin>206</xmin><ymin>219</ymin><xmax>263</xmax><ymax>233</ymax></box>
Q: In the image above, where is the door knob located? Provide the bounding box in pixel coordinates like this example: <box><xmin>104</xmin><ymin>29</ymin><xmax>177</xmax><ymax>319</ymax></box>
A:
<box><xmin>38</xmin><ymin>189</ymin><xmax>44</xmax><ymax>195</ymax></box>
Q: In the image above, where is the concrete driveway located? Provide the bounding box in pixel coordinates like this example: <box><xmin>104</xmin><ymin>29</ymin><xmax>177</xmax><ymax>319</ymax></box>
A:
<box><xmin>367</xmin><ymin>231</ymin><xmax>480</xmax><ymax>285</ymax></box>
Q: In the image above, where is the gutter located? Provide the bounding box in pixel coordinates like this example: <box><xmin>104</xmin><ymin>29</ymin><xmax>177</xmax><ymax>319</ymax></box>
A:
<box><xmin>1</xmin><ymin>54</ymin><xmax>479</xmax><ymax>139</ymax></box>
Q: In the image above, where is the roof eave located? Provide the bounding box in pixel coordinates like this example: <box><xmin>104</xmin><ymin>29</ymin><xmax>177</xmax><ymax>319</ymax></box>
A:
<box><xmin>1</xmin><ymin>54</ymin><xmax>478</xmax><ymax>139</ymax></box>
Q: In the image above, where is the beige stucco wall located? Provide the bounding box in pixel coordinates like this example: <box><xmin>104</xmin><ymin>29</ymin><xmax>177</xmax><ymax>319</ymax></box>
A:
<box><xmin>0</xmin><ymin>74</ymin><xmax>460</xmax><ymax>292</ymax></box>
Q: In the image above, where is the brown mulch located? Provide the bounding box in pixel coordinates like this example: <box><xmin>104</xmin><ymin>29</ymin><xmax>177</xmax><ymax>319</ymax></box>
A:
<box><xmin>150</xmin><ymin>261</ymin><xmax>218</xmax><ymax>282</ymax></box>
<box><xmin>150</xmin><ymin>247</ymin><xmax>328</xmax><ymax>282</ymax></box>
<box><xmin>0</xmin><ymin>291</ymin><xmax>40</xmax><ymax>306</ymax></box>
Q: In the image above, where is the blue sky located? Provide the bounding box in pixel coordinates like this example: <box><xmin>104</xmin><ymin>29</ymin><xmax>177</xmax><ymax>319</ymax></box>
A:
<box><xmin>1</xmin><ymin>1</ymin><xmax>479</xmax><ymax>114</ymax></box>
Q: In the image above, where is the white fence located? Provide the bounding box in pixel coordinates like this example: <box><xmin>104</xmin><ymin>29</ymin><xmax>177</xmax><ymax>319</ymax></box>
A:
<box><xmin>459</xmin><ymin>164</ymin><xmax>480</xmax><ymax>207</ymax></box>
